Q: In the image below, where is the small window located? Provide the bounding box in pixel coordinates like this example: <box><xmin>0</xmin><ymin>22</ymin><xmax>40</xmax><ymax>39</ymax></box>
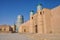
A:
<box><xmin>4</xmin><ymin>29</ymin><xmax>6</xmax><ymax>31</ymax></box>
<box><xmin>24</xmin><ymin>29</ymin><xmax>26</xmax><ymax>32</ymax></box>
<box><xmin>32</xmin><ymin>17</ymin><xmax>33</xmax><ymax>19</ymax></box>
<box><xmin>40</xmin><ymin>12</ymin><xmax>42</xmax><ymax>15</ymax></box>
<box><xmin>50</xmin><ymin>31</ymin><xmax>52</xmax><ymax>33</ymax></box>
<box><xmin>0</xmin><ymin>29</ymin><xmax>2</xmax><ymax>31</ymax></box>
<box><xmin>43</xmin><ymin>11</ymin><xmax>44</xmax><ymax>13</ymax></box>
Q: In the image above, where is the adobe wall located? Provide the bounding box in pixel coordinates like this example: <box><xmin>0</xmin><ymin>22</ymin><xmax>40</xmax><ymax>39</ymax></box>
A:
<box><xmin>19</xmin><ymin>6</ymin><xmax>60</xmax><ymax>34</ymax></box>
<box><xmin>18</xmin><ymin>21</ymin><xmax>30</xmax><ymax>33</ymax></box>
<box><xmin>0</xmin><ymin>25</ymin><xmax>12</xmax><ymax>33</ymax></box>
<box><xmin>51</xmin><ymin>6</ymin><xmax>60</xmax><ymax>34</ymax></box>
<box><xmin>42</xmin><ymin>8</ymin><xmax>52</xmax><ymax>34</ymax></box>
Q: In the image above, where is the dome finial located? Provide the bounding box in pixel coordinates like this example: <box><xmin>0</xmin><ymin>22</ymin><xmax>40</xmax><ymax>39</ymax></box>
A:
<box><xmin>30</xmin><ymin>10</ymin><xmax>34</xmax><ymax>16</ymax></box>
<box><xmin>17</xmin><ymin>15</ymin><xmax>22</xmax><ymax>18</ymax></box>
<box><xmin>37</xmin><ymin>3</ymin><xmax>43</xmax><ymax>11</ymax></box>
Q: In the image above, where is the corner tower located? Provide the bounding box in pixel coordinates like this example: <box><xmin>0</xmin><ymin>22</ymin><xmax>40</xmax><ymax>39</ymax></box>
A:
<box><xmin>30</xmin><ymin>10</ymin><xmax>34</xmax><ymax>33</ymax></box>
<box><xmin>37</xmin><ymin>4</ymin><xmax>44</xmax><ymax>34</ymax></box>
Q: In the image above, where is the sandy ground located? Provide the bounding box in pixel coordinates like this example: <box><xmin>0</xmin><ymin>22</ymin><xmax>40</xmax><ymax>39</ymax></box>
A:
<box><xmin>0</xmin><ymin>33</ymin><xmax>33</xmax><ymax>40</ymax></box>
<box><xmin>0</xmin><ymin>33</ymin><xmax>60</xmax><ymax>40</ymax></box>
<box><xmin>26</xmin><ymin>33</ymin><xmax>60</xmax><ymax>40</ymax></box>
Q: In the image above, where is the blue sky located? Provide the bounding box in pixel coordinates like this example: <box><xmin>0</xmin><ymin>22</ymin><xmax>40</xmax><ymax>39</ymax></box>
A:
<box><xmin>0</xmin><ymin>0</ymin><xmax>60</xmax><ymax>25</ymax></box>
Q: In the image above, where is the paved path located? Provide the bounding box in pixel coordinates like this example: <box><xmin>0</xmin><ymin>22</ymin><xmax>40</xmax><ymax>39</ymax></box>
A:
<box><xmin>0</xmin><ymin>33</ymin><xmax>33</xmax><ymax>40</ymax></box>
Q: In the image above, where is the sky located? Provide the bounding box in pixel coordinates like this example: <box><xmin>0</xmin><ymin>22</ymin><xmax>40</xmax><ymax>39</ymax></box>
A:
<box><xmin>0</xmin><ymin>0</ymin><xmax>60</xmax><ymax>25</ymax></box>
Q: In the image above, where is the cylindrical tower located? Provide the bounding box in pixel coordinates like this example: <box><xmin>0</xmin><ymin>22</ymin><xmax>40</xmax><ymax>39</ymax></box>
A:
<box><xmin>37</xmin><ymin>4</ymin><xmax>44</xmax><ymax>34</ymax></box>
<box><xmin>16</xmin><ymin>15</ymin><xmax>24</xmax><ymax>32</ymax></box>
<box><xmin>30</xmin><ymin>10</ymin><xmax>34</xmax><ymax>33</ymax></box>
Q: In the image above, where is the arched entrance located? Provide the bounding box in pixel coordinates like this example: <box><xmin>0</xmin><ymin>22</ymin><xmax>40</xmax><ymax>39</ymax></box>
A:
<box><xmin>24</xmin><ymin>29</ymin><xmax>26</xmax><ymax>32</ymax></box>
<box><xmin>35</xmin><ymin>25</ymin><xmax>38</xmax><ymax>33</ymax></box>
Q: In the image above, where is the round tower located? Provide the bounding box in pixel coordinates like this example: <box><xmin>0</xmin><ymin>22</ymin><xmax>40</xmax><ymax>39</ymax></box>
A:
<box><xmin>30</xmin><ymin>10</ymin><xmax>34</xmax><ymax>33</ymax></box>
<box><xmin>37</xmin><ymin>4</ymin><xmax>44</xmax><ymax>34</ymax></box>
<box><xmin>16</xmin><ymin>15</ymin><xmax>24</xmax><ymax>32</ymax></box>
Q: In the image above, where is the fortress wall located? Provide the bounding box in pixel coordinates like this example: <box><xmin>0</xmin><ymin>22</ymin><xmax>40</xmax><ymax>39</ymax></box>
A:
<box><xmin>18</xmin><ymin>21</ymin><xmax>30</xmax><ymax>33</ymax></box>
<box><xmin>43</xmin><ymin>8</ymin><xmax>52</xmax><ymax>34</ymax></box>
<box><xmin>37</xmin><ymin>10</ymin><xmax>44</xmax><ymax>34</ymax></box>
<box><xmin>51</xmin><ymin>6</ymin><xmax>60</xmax><ymax>34</ymax></box>
<box><xmin>18</xmin><ymin>6</ymin><xmax>60</xmax><ymax>34</ymax></box>
<box><xmin>32</xmin><ymin>13</ymin><xmax>38</xmax><ymax>33</ymax></box>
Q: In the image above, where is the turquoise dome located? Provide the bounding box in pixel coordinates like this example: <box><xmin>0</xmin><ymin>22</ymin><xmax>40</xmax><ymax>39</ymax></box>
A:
<box><xmin>30</xmin><ymin>10</ymin><xmax>34</xmax><ymax>16</ymax></box>
<box><xmin>37</xmin><ymin>4</ymin><xmax>43</xmax><ymax>10</ymax></box>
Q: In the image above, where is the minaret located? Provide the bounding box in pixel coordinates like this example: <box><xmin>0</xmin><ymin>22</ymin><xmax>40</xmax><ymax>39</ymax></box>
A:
<box><xmin>16</xmin><ymin>15</ymin><xmax>24</xmax><ymax>32</ymax></box>
<box><xmin>30</xmin><ymin>10</ymin><xmax>34</xmax><ymax>33</ymax></box>
<box><xmin>37</xmin><ymin>4</ymin><xmax>44</xmax><ymax>34</ymax></box>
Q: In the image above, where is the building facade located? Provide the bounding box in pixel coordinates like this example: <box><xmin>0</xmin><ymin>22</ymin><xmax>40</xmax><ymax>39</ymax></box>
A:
<box><xmin>0</xmin><ymin>25</ymin><xmax>13</xmax><ymax>33</ymax></box>
<box><xmin>18</xmin><ymin>4</ymin><xmax>60</xmax><ymax>34</ymax></box>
